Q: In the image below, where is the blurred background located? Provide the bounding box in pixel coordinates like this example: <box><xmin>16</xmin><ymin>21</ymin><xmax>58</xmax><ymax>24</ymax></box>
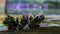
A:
<box><xmin>0</xmin><ymin>0</ymin><xmax>5</xmax><ymax>14</ymax></box>
<box><xmin>0</xmin><ymin>0</ymin><xmax>60</xmax><ymax>15</ymax></box>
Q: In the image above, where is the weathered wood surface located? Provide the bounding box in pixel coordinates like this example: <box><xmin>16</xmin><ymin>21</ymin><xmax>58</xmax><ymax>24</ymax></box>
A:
<box><xmin>0</xmin><ymin>27</ymin><xmax>60</xmax><ymax>34</ymax></box>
